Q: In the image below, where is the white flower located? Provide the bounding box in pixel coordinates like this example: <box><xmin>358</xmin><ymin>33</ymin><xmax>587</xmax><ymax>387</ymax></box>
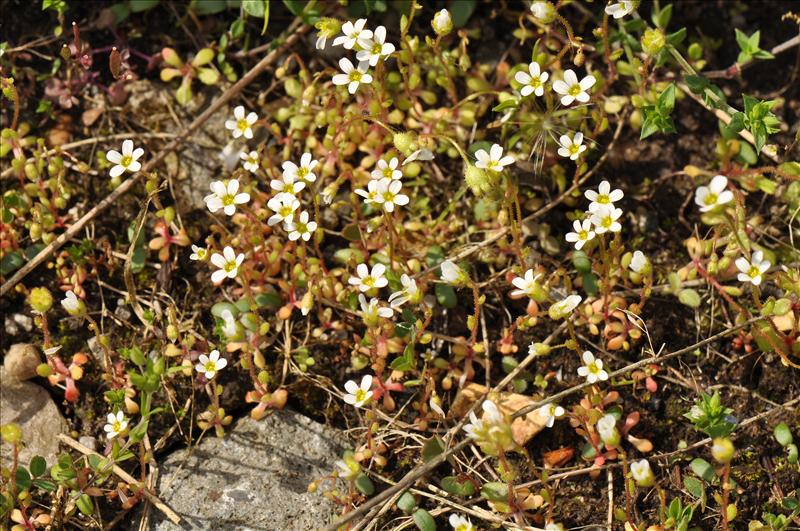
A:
<box><xmin>61</xmin><ymin>290</ymin><xmax>85</xmax><ymax>316</ymax></box>
<box><xmin>589</xmin><ymin>204</ymin><xmax>623</xmax><ymax>234</ymax></box>
<box><xmin>552</xmin><ymin>69</ymin><xmax>596</xmax><ymax>106</ymax></box>
<box><xmin>577</xmin><ymin>351</ymin><xmax>609</xmax><ymax>384</ymax></box>
<box><xmin>545</xmin><ymin>523</ymin><xmax>565</xmax><ymax>531</ymax></box>
<box><xmin>371</xmin><ymin>157</ymin><xmax>402</xmax><ymax>180</ymax></box>
<box><xmin>103</xmin><ymin>411</ymin><xmax>129</xmax><ymax>439</ymax></box>
<box><xmin>565</xmin><ymin>219</ymin><xmax>596</xmax><ymax>250</ymax></box>
<box><xmin>210</xmin><ymin>246</ymin><xmax>244</xmax><ymax>283</ymax></box>
<box><xmin>334</xmin><ymin>458</ymin><xmax>360</xmax><ymax>480</ymax></box>
<box><xmin>388</xmin><ymin>274</ymin><xmax>419</xmax><ymax>308</ymax></box>
<box><xmin>482</xmin><ymin>400</ymin><xmax>504</xmax><ymax>424</ymax></box>
<box><xmin>356</xmin><ymin>25</ymin><xmax>395</xmax><ymax>67</ymax></box>
<box><xmin>270</xmin><ymin>173</ymin><xmax>306</xmax><ymax>196</ymax></box>
<box><xmin>695</xmin><ymin>175</ymin><xmax>734</xmax><ymax>212</ymax></box>
<box><xmin>557</xmin><ymin>131</ymin><xmax>587</xmax><ymax>160</ymax></box>
<box><xmin>463</xmin><ymin>410</ymin><xmax>487</xmax><ymax>440</ymax></box>
<box><xmin>106</xmin><ymin>140</ymin><xmax>144</xmax><ymax>178</ymax></box>
<box><xmin>605</xmin><ymin>0</ymin><xmax>635</xmax><ymax>19</ymax></box>
<box><xmin>220</xmin><ymin>309</ymin><xmax>239</xmax><ymax>338</ymax></box>
<box><xmin>204</xmin><ymin>179</ymin><xmax>250</xmax><ymax>216</ymax></box>
<box><xmin>548</xmin><ymin>294</ymin><xmax>582</xmax><ymax>320</ymax></box>
<box><xmin>355</xmin><ymin>179</ymin><xmax>382</xmax><ymax>204</ymax></box>
<box><xmin>449</xmin><ymin>514</ymin><xmax>476</xmax><ymax>531</ymax></box>
<box><xmin>630</xmin><ymin>458</ymin><xmax>655</xmax><ymax>487</ymax></box>
<box><xmin>283</xmin><ymin>153</ymin><xmax>318</xmax><ymax>183</ymax></box>
<box><xmin>630</xmin><ymin>250</ymin><xmax>648</xmax><ymax>273</ymax></box>
<box><xmin>404</xmin><ymin>148</ymin><xmax>434</xmax><ymax>164</ymax></box>
<box><xmin>358</xmin><ymin>293</ymin><xmax>394</xmax><ymax>322</ymax></box>
<box><xmin>429</xmin><ymin>394</ymin><xmax>446</xmax><ymax>417</ymax></box>
<box><xmin>474</xmin><ymin>143</ymin><xmax>515</xmax><ymax>173</ymax></box>
<box><xmin>267</xmin><ymin>193</ymin><xmax>300</xmax><ymax>226</ymax></box>
<box><xmin>510</xmin><ymin>269</ymin><xmax>542</xmax><ymax>298</ymax></box>
<box><xmin>586</xmin><ymin>180</ymin><xmax>624</xmax><ymax>211</ymax></box>
<box><xmin>195</xmin><ymin>349</ymin><xmax>228</xmax><ymax>379</ymax></box>
<box><xmin>343</xmin><ymin>374</ymin><xmax>374</xmax><ymax>407</ymax></box>
<box><xmin>440</xmin><ymin>260</ymin><xmax>469</xmax><ymax>286</ymax></box>
<box><xmin>596</xmin><ymin>413</ymin><xmax>620</xmax><ymax>446</ymax></box>
<box><xmin>735</xmin><ymin>250</ymin><xmax>771</xmax><ymax>286</ymax></box>
<box><xmin>333</xmin><ymin>19</ymin><xmax>372</xmax><ymax>50</ymax></box>
<box><xmin>349</xmin><ymin>263</ymin><xmax>389</xmax><ymax>292</ymax></box>
<box><xmin>530</xmin><ymin>1</ymin><xmax>556</xmax><ymax>22</ymax></box>
<box><xmin>463</xmin><ymin>400</ymin><xmax>504</xmax><ymax>440</ymax></box>
<box><xmin>240</xmin><ymin>150</ymin><xmax>259</xmax><ymax>173</ymax></box>
<box><xmin>332</xmin><ymin>58</ymin><xmax>373</xmax><ymax>95</ymax></box>
<box><xmin>538</xmin><ymin>403</ymin><xmax>565</xmax><ymax>428</ymax></box>
<box><xmin>432</xmin><ymin>9</ymin><xmax>453</xmax><ymax>35</ymax></box>
<box><xmin>515</xmin><ymin>61</ymin><xmax>549</xmax><ymax>97</ymax></box>
<box><xmin>377</xmin><ymin>178</ymin><xmax>409</xmax><ymax>212</ymax></box>
<box><xmin>224</xmin><ymin>105</ymin><xmax>258</xmax><ymax>139</ymax></box>
<box><xmin>285</xmin><ymin>211</ymin><xmax>317</xmax><ymax>242</ymax></box>
<box><xmin>190</xmin><ymin>245</ymin><xmax>208</xmax><ymax>261</ymax></box>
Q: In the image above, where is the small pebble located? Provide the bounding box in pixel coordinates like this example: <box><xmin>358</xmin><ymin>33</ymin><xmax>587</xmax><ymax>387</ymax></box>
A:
<box><xmin>4</xmin><ymin>343</ymin><xmax>42</xmax><ymax>381</ymax></box>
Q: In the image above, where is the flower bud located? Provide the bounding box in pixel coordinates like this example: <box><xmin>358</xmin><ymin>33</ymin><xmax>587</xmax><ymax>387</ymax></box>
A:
<box><xmin>597</xmin><ymin>414</ymin><xmax>621</xmax><ymax>448</ymax></box>
<box><xmin>28</xmin><ymin>287</ymin><xmax>53</xmax><ymax>313</ymax></box>
<box><xmin>393</xmin><ymin>131</ymin><xmax>418</xmax><ymax>156</ymax></box>
<box><xmin>60</xmin><ymin>290</ymin><xmax>86</xmax><ymax>317</ymax></box>
<box><xmin>630</xmin><ymin>458</ymin><xmax>655</xmax><ymax>487</ymax></box>
<box><xmin>431</xmin><ymin>9</ymin><xmax>453</xmax><ymax>36</ymax></box>
<box><xmin>641</xmin><ymin>28</ymin><xmax>666</xmax><ymax>57</ymax></box>
<box><xmin>528</xmin><ymin>342</ymin><xmax>552</xmax><ymax>357</ymax></box>
<box><xmin>711</xmin><ymin>437</ymin><xmax>734</xmax><ymax>464</ymax></box>
<box><xmin>464</xmin><ymin>162</ymin><xmax>499</xmax><ymax>197</ymax></box>
<box><xmin>530</xmin><ymin>1</ymin><xmax>556</xmax><ymax>24</ymax></box>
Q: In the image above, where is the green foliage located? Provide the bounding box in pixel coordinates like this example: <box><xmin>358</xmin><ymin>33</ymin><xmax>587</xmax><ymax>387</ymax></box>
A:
<box><xmin>640</xmin><ymin>83</ymin><xmax>676</xmax><ymax>139</ymax></box>
<box><xmin>412</xmin><ymin>508</ymin><xmax>436</xmax><ymax>531</ymax></box>
<box><xmin>727</xmin><ymin>95</ymin><xmax>780</xmax><ymax>153</ymax></box>
<box><xmin>665</xmin><ymin>497</ymin><xmax>695</xmax><ymax>530</ymax></box>
<box><xmin>734</xmin><ymin>29</ymin><xmax>774</xmax><ymax>64</ymax></box>
<box><xmin>684</xmin><ymin>392</ymin><xmax>737</xmax><ymax>439</ymax></box>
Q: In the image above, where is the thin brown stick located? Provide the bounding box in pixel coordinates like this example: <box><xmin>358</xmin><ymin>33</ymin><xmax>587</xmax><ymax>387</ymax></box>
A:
<box><xmin>0</xmin><ymin>21</ymin><xmax>307</xmax><ymax>297</ymax></box>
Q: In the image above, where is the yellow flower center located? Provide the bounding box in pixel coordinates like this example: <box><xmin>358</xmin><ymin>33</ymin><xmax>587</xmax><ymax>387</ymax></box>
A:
<box><xmin>295</xmin><ymin>222</ymin><xmax>308</xmax><ymax>233</ymax></box>
<box><xmin>363</xmin><ymin>276</ymin><xmax>375</xmax><ymax>287</ymax></box>
<box><xmin>280</xmin><ymin>205</ymin><xmax>293</xmax><ymax>217</ymax></box>
<box><xmin>349</xmin><ymin>71</ymin><xmax>362</xmax><ymax>82</ymax></box>
<box><xmin>237</xmin><ymin>119</ymin><xmax>250</xmax><ymax>133</ymax></box>
<box><xmin>224</xmin><ymin>261</ymin><xmax>236</xmax><ymax>273</ymax></box>
<box><xmin>354</xmin><ymin>389</ymin><xmax>368</xmax><ymax>403</ymax></box>
<box><xmin>602</xmin><ymin>216</ymin><xmax>613</xmax><ymax>228</ymax></box>
<box><xmin>578</xmin><ymin>230</ymin><xmax>588</xmax><ymax>240</ymax></box>
<box><xmin>205</xmin><ymin>361</ymin><xmax>216</xmax><ymax>372</ymax></box>
<box><xmin>197</xmin><ymin>249</ymin><xmax>207</xmax><ymax>259</ymax></box>
<box><xmin>383</xmin><ymin>190</ymin><xmax>395</xmax><ymax>202</ymax></box>
<box><xmin>597</xmin><ymin>194</ymin><xmax>610</xmax><ymax>204</ymax></box>
<box><xmin>120</xmin><ymin>155</ymin><xmax>132</xmax><ymax>168</ymax></box>
<box><xmin>222</xmin><ymin>194</ymin><xmax>235</xmax><ymax>206</ymax></box>
<box><xmin>748</xmin><ymin>266</ymin><xmax>760</xmax><ymax>278</ymax></box>
<box><xmin>568</xmin><ymin>84</ymin><xmax>582</xmax><ymax>96</ymax></box>
<box><xmin>704</xmin><ymin>193</ymin><xmax>718</xmax><ymax>205</ymax></box>
<box><xmin>568</xmin><ymin>144</ymin><xmax>580</xmax><ymax>155</ymax></box>
<box><xmin>112</xmin><ymin>421</ymin><xmax>121</xmax><ymax>432</ymax></box>
<box><xmin>589</xmin><ymin>363</ymin><xmax>600</xmax><ymax>374</ymax></box>
<box><xmin>530</xmin><ymin>76</ymin><xmax>542</xmax><ymax>89</ymax></box>
<box><xmin>371</xmin><ymin>42</ymin><xmax>382</xmax><ymax>54</ymax></box>
<box><xmin>383</xmin><ymin>168</ymin><xmax>394</xmax><ymax>178</ymax></box>
<box><xmin>296</xmin><ymin>167</ymin><xmax>309</xmax><ymax>179</ymax></box>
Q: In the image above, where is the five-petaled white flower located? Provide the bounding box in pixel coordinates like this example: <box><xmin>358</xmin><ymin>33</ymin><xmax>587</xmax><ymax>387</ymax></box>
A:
<box><xmin>530</xmin><ymin>1</ymin><xmax>555</xmax><ymax>21</ymax></box>
<box><xmin>510</xmin><ymin>269</ymin><xmax>542</xmax><ymax>298</ymax></box>
<box><xmin>343</xmin><ymin>374</ymin><xmax>374</xmax><ymax>407</ymax></box>
<box><xmin>267</xmin><ymin>193</ymin><xmax>300</xmax><ymax>226</ymax></box>
<box><xmin>285</xmin><ymin>211</ymin><xmax>317</xmax><ymax>241</ymax></box>
<box><xmin>586</xmin><ymin>180</ymin><xmax>624</xmax><ymax>211</ymax></box>
<box><xmin>190</xmin><ymin>244</ymin><xmax>208</xmax><ymax>261</ymax></box>
<box><xmin>565</xmin><ymin>219</ymin><xmax>596</xmax><ymax>250</ymax></box>
<box><xmin>195</xmin><ymin>349</ymin><xmax>228</xmax><ymax>379</ymax></box>
<box><xmin>332</xmin><ymin>58</ymin><xmax>373</xmax><ymax>95</ymax></box>
<box><xmin>557</xmin><ymin>131</ymin><xmax>587</xmax><ymax>160</ymax></box>
<box><xmin>220</xmin><ymin>309</ymin><xmax>239</xmax><ymax>339</ymax></box>
<box><xmin>538</xmin><ymin>403</ymin><xmax>565</xmax><ymax>428</ymax></box>
<box><xmin>106</xmin><ymin>140</ymin><xmax>144</xmax><ymax>178</ymax></box>
<box><xmin>463</xmin><ymin>400</ymin><xmax>504</xmax><ymax>440</ymax></box>
<box><xmin>388</xmin><ymin>274</ymin><xmax>419</xmax><ymax>308</ymax></box>
<box><xmin>553</xmin><ymin>69</ymin><xmax>596</xmax><ymax>106</ymax></box>
<box><xmin>630</xmin><ymin>250</ymin><xmax>648</xmax><ymax>273</ymax></box>
<box><xmin>349</xmin><ymin>263</ymin><xmax>389</xmax><ymax>292</ymax></box>
<box><xmin>590</xmin><ymin>204</ymin><xmax>623</xmax><ymax>234</ymax></box>
<box><xmin>474</xmin><ymin>143</ymin><xmax>515</xmax><ymax>173</ymax></box>
<box><xmin>333</xmin><ymin>19</ymin><xmax>372</xmax><ymax>50</ymax></box>
<box><xmin>440</xmin><ymin>260</ymin><xmax>469</xmax><ymax>286</ymax></box>
<box><xmin>240</xmin><ymin>150</ymin><xmax>260</xmax><ymax>173</ymax></box>
<box><xmin>736</xmin><ymin>250</ymin><xmax>770</xmax><ymax>286</ymax></box>
<box><xmin>549</xmin><ymin>294</ymin><xmax>582</xmax><ymax>320</ymax></box>
<box><xmin>225</xmin><ymin>105</ymin><xmax>258</xmax><ymax>139</ymax></box>
<box><xmin>334</xmin><ymin>457</ymin><xmax>360</xmax><ymax>480</ymax></box>
<box><xmin>630</xmin><ymin>458</ymin><xmax>655</xmax><ymax>487</ymax></box>
<box><xmin>270</xmin><ymin>173</ymin><xmax>306</xmax><ymax>196</ymax></box>
<box><xmin>204</xmin><ymin>179</ymin><xmax>250</xmax><ymax>216</ymax></box>
<box><xmin>449</xmin><ymin>514</ymin><xmax>476</xmax><ymax>531</ymax></box>
<box><xmin>104</xmin><ymin>411</ymin><xmax>129</xmax><ymax>439</ymax></box>
<box><xmin>357</xmin><ymin>25</ymin><xmax>395</xmax><ymax>67</ymax></box>
<box><xmin>377</xmin><ymin>179</ymin><xmax>409</xmax><ymax>212</ymax></box>
<box><xmin>372</xmin><ymin>157</ymin><xmax>402</xmax><ymax>180</ymax></box>
<box><xmin>578</xmin><ymin>351</ymin><xmax>608</xmax><ymax>383</ymax></box>
<box><xmin>210</xmin><ymin>246</ymin><xmax>244</xmax><ymax>283</ymax></box>
<box><xmin>515</xmin><ymin>61</ymin><xmax>549</xmax><ymax>97</ymax></box>
<box><xmin>61</xmin><ymin>290</ymin><xmax>85</xmax><ymax>316</ymax></box>
<box><xmin>359</xmin><ymin>294</ymin><xmax>394</xmax><ymax>322</ymax></box>
<box><xmin>283</xmin><ymin>153</ymin><xmax>319</xmax><ymax>183</ymax></box>
<box><xmin>355</xmin><ymin>179</ymin><xmax>382</xmax><ymax>204</ymax></box>
<box><xmin>695</xmin><ymin>175</ymin><xmax>733</xmax><ymax>212</ymax></box>
<box><xmin>605</xmin><ymin>0</ymin><xmax>635</xmax><ymax>19</ymax></box>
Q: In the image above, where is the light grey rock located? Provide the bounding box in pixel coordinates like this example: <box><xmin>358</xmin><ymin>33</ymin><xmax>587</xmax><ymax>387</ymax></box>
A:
<box><xmin>143</xmin><ymin>410</ymin><xmax>346</xmax><ymax>531</ymax></box>
<box><xmin>78</xmin><ymin>436</ymin><xmax>97</xmax><ymax>452</ymax></box>
<box><xmin>4</xmin><ymin>343</ymin><xmax>42</xmax><ymax>381</ymax></box>
<box><xmin>4</xmin><ymin>313</ymin><xmax>33</xmax><ymax>336</ymax></box>
<box><xmin>0</xmin><ymin>368</ymin><xmax>69</xmax><ymax>465</ymax></box>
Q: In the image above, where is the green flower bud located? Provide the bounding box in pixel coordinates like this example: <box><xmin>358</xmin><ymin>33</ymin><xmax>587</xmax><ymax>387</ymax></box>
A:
<box><xmin>393</xmin><ymin>131</ymin><xmax>418</xmax><ymax>156</ymax></box>
<box><xmin>314</xmin><ymin>17</ymin><xmax>342</xmax><ymax>40</ymax></box>
<box><xmin>641</xmin><ymin>28</ymin><xmax>666</xmax><ymax>57</ymax></box>
<box><xmin>712</xmin><ymin>437</ymin><xmax>734</xmax><ymax>464</ymax></box>
<box><xmin>28</xmin><ymin>287</ymin><xmax>53</xmax><ymax>313</ymax></box>
<box><xmin>464</xmin><ymin>162</ymin><xmax>499</xmax><ymax>197</ymax></box>
<box><xmin>431</xmin><ymin>9</ymin><xmax>453</xmax><ymax>36</ymax></box>
<box><xmin>0</xmin><ymin>423</ymin><xmax>23</xmax><ymax>444</ymax></box>
<box><xmin>530</xmin><ymin>1</ymin><xmax>557</xmax><ymax>24</ymax></box>
<box><xmin>529</xmin><ymin>342</ymin><xmax>552</xmax><ymax>357</ymax></box>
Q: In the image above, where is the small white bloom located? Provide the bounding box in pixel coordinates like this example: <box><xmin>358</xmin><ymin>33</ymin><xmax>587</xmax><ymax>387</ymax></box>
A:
<box><xmin>61</xmin><ymin>290</ymin><xmax>85</xmax><ymax>316</ymax></box>
<box><xmin>404</xmin><ymin>148</ymin><xmax>434</xmax><ymax>164</ymax></box>
<box><xmin>285</xmin><ymin>211</ymin><xmax>317</xmax><ymax>242</ymax></box>
<box><xmin>530</xmin><ymin>1</ymin><xmax>556</xmax><ymax>22</ymax></box>
<box><xmin>388</xmin><ymin>274</ymin><xmax>419</xmax><ymax>308</ymax></box>
<box><xmin>358</xmin><ymin>293</ymin><xmax>394</xmax><ymax>322</ymax></box>
<box><xmin>103</xmin><ymin>411</ymin><xmax>129</xmax><ymax>439</ymax></box>
<box><xmin>548</xmin><ymin>294</ymin><xmax>582</xmax><ymax>320</ymax></box>
<box><xmin>204</xmin><ymin>179</ymin><xmax>250</xmax><ymax>216</ymax></box>
<box><xmin>565</xmin><ymin>219</ymin><xmax>596</xmax><ymax>250</ymax></box>
<box><xmin>224</xmin><ymin>105</ymin><xmax>258</xmax><ymax>139</ymax></box>
<box><xmin>695</xmin><ymin>175</ymin><xmax>734</xmax><ymax>212</ymax></box>
<box><xmin>271</xmin><ymin>173</ymin><xmax>306</xmax><ymax>196</ymax></box>
<box><xmin>240</xmin><ymin>150</ymin><xmax>260</xmax><ymax>173</ymax></box>
<box><xmin>210</xmin><ymin>246</ymin><xmax>245</xmax><ymax>284</ymax></box>
<box><xmin>267</xmin><ymin>192</ymin><xmax>300</xmax><ymax>226</ymax></box>
<box><xmin>349</xmin><ymin>263</ymin><xmax>389</xmax><ymax>292</ymax></box>
<box><xmin>356</xmin><ymin>25</ymin><xmax>395</xmax><ymax>67</ymax></box>
<box><xmin>432</xmin><ymin>9</ymin><xmax>453</xmax><ymax>35</ymax></box>
<box><xmin>334</xmin><ymin>458</ymin><xmax>360</xmax><ymax>480</ymax></box>
<box><xmin>630</xmin><ymin>250</ymin><xmax>648</xmax><ymax>273</ymax></box>
<box><xmin>510</xmin><ymin>269</ymin><xmax>542</xmax><ymax>298</ymax></box>
<box><xmin>515</xmin><ymin>61</ymin><xmax>549</xmax><ymax>97</ymax></box>
<box><xmin>605</xmin><ymin>0</ymin><xmax>635</xmax><ymax>19</ymax></box>
<box><xmin>557</xmin><ymin>131</ymin><xmax>587</xmax><ymax>160</ymax></box>
<box><xmin>219</xmin><ymin>309</ymin><xmax>239</xmax><ymax>339</ymax></box>
<box><xmin>735</xmin><ymin>250</ymin><xmax>771</xmax><ymax>286</ymax></box>
<box><xmin>589</xmin><ymin>204</ymin><xmax>623</xmax><ymax>234</ymax></box>
<box><xmin>355</xmin><ymin>179</ymin><xmax>383</xmax><ymax>205</ymax></box>
<box><xmin>463</xmin><ymin>410</ymin><xmax>487</xmax><ymax>440</ymax></box>
<box><xmin>474</xmin><ymin>143</ymin><xmax>515</xmax><ymax>173</ymax></box>
<box><xmin>283</xmin><ymin>153</ymin><xmax>319</xmax><ymax>183</ymax></box>
<box><xmin>482</xmin><ymin>399</ymin><xmax>504</xmax><ymax>424</ymax></box>
<box><xmin>195</xmin><ymin>349</ymin><xmax>228</xmax><ymax>379</ymax></box>
<box><xmin>538</xmin><ymin>403</ymin><xmax>565</xmax><ymax>428</ymax></box>
<box><xmin>449</xmin><ymin>513</ymin><xmax>476</xmax><ymax>531</ymax></box>
<box><xmin>332</xmin><ymin>19</ymin><xmax>372</xmax><ymax>50</ymax></box>
<box><xmin>343</xmin><ymin>374</ymin><xmax>374</xmax><ymax>408</ymax></box>
<box><xmin>190</xmin><ymin>244</ymin><xmax>208</xmax><ymax>261</ymax></box>
<box><xmin>440</xmin><ymin>260</ymin><xmax>469</xmax><ymax>286</ymax></box>
<box><xmin>552</xmin><ymin>69</ymin><xmax>596</xmax><ymax>106</ymax></box>
<box><xmin>371</xmin><ymin>157</ymin><xmax>402</xmax><ymax>180</ymax></box>
<box><xmin>332</xmin><ymin>58</ymin><xmax>373</xmax><ymax>95</ymax></box>
<box><xmin>377</xmin><ymin>178</ymin><xmax>409</xmax><ymax>212</ymax></box>
<box><xmin>597</xmin><ymin>413</ymin><xmax>620</xmax><ymax>446</ymax></box>
<box><xmin>630</xmin><ymin>458</ymin><xmax>655</xmax><ymax>487</ymax></box>
<box><xmin>577</xmin><ymin>351</ymin><xmax>609</xmax><ymax>384</ymax></box>
<box><xmin>106</xmin><ymin>139</ymin><xmax>144</xmax><ymax>178</ymax></box>
<box><xmin>586</xmin><ymin>180</ymin><xmax>624</xmax><ymax>211</ymax></box>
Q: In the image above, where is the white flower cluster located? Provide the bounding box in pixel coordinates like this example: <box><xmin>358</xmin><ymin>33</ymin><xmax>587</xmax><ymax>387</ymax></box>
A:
<box><xmin>564</xmin><ymin>180</ymin><xmax>627</xmax><ymax>250</ymax></box>
<box><xmin>355</xmin><ymin>156</ymin><xmax>410</xmax><ymax>212</ymax></box>
<box><xmin>328</xmin><ymin>19</ymin><xmax>395</xmax><ymax>95</ymax></box>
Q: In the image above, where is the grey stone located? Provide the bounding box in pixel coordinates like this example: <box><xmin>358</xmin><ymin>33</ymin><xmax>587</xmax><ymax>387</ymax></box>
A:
<box><xmin>78</xmin><ymin>436</ymin><xmax>97</xmax><ymax>451</ymax></box>
<box><xmin>142</xmin><ymin>410</ymin><xmax>346</xmax><ymax>531</ymax></box>
<box><xmin>4</xmin><ymin>343</ymin><xmax>42</xmax><ymax>381</ymax></box>
<box><xmin>0</xmin><ymin>368</ymin><xmax>69</xmax><ymax>465</ymax></box>
<box><xmin>4</xmin><ymin>313</ymin><xmax>33</xmax><ymax>336</ymax></box>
